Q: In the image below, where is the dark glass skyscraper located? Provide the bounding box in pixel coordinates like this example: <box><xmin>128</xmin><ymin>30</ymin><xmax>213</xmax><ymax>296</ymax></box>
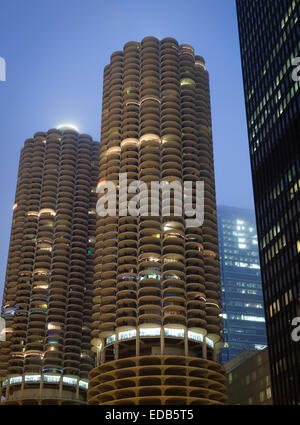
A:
<box><xmin>218</xmin><ymin>206</ymin><xmax>267</xmax><ymax>363</ymax></box>
<box><xmin>236</xmin><ymin>0</ymin><xmax>300</xmax><ymax>404</ymax></box>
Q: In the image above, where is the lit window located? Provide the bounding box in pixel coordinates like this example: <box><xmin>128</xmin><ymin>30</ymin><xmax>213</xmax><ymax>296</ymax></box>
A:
<box><xmin>106</xmin><ymin>334</ymin><xmax>116</xmax><ymax>345</ymax></box>
<box><xmin>3</xmin><ymin>307</ymin><xmax>18</xmax><ymax>316</ymax></box>
<box><xmin>195</xmin><ymin>60</ymin><xmax>206</xmax><ymax>70</ymax></box>
<box><xmin>164</xmin><ymin>328</ymin><xmax>184</xmax><ymax>338</ymax></box>
<box><xmin>106</xmin><ymin>147</ymin><xmax>120</xmax><ymax>156</ymax></box>
<box><xmin>33</xmin><ymin>269</ymin><xmax>49</xmax><ymax>277</ymax></box>
<box><xmin>63</xmin><ymin>377</ymin><xmax>77</xmax><ymax>386</ymax></box>
<box><xmin>140</xmin><ymin>97</ymin><xmax>161</xmax><ymax>105</ymax></box>
<box><xmin>140</xmin><ymin>328</ymin><xmax>161</xmax><ymax>337</ymax></box>
<box><xmin>39</xmin><ymin>208</ymin><xmax>56</xmax><ymax>217</ymax></box>
<box><xmin>120</xmin><ymin>138</ymin><xmax>139</xmax><ymax>148</ymax></box>
<box><xmin>10</xmin><ymin>376</ymin><xmax>22</xmax><ymax>385</ymax></box>
<box><xmin>255</xmin><ymin>344</ymin><xmax>267</xmax><ymax>350</ymax></box>
<box><xmin>24</xmin><ymin>375</ymin><xmax>41</xmax><ymax>383</ymax></box>
<box><xmin>206</xmin><ymin>337</ymin><xmax>214</xmax><ymax>347</ymax></box>
<box><xmin>34</xmin><ymin>284</ymin><xmax>48</xmax><ymax>289</ymax></box>
<box><xmin>79</xmin><ymin>380</ymin><xmax>88</xmax><ymax>390</ymax></box>
<box><xmin>188</xmin><ymin>331</ymin><xmax>203</xmax><ymax>342</ymax></box>
<box><xmin>139</xmin><ymin>273</ymin><xmax>161</xmax><ymax>280</ymax></box>
<box><xmin>37</xmin><ymin>244</ymin><xmax>52</xmax><ymax>252</ymax></box>
<box><xmin>44</xmin><ymin>375</ymin><xmax>60</xmax><ymax>383</ymax></box>
<box><xmin>180</xmin><ymin>78</ymin><xmax>195</xmax><ymax>86</ymax></box>
<box><xmin>97</xmin><ymin>179</ymin><xmax>106</xmax><ymax>191</ymax></box>
<box><xmin>241</xmin><ymin>315</ymin><xmax>265</xmax><ymax>322</ymax></box>
<box><xmin>250</xmin><ymin>264</ymin><xmax>260</xmax><ymax>269</ymax></box>
<box><xmin>27</xmin><ymin>211</ymin><xmax>39</xmax><ymax>217</ymax></box>
<box><xmin>118</xmin><ymin>329</ymin><xmax>136</xmax><ymax>340</ymax></box>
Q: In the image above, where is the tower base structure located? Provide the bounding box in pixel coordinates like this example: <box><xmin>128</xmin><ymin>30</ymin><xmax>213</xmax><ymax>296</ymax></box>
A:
<box><xmin>88</xmin><ymin>355</ymin><xmax>227</xmax><ymax>405</ymax></box>
<box><xmin>0</xmin><ymin>373</ymin><xmax>88</xmax><ymax>405</ymax></box>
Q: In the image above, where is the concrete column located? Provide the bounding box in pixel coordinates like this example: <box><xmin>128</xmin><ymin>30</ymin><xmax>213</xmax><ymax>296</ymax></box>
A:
<box><xmin>59</xmin><ymin>377</ymin><xmax>63</xmax><ymax>399</ymax></box>
<box><xmin>21</xmin><ymin>376</ymin><xmax>25</xmax><ymax>400</ymax></box>
<box><xmin>75</xmin><ymin>380</ymin><xmax>79</xmax><ymax>400</ymax></box>
<box><xmin>5</xmin><ymin>382</ymin><xmax>9</xmax><ymax>400</ymax></box>
<box><xmin>212</xmin><ymin>348</ymin><xmax>217</xmax><ymax>362</ymax></box>
<box><xmin>161</xmin><ymin>330</ymin><xmax>164</xmax><ymax>355</ymax></box>
<box><xmin>40</xmin><ymin>375</ymin><xmax>44</xmax><ymax>399</ymax></box>
<box><xmin>202</xmin><ymin>340</ymin><xmax>207</xmax><ymax>359</ymax></box>
<box><xmin>100</xmin><ymin>348</ymin><xmax>105</xmax><ymax>364</ymax></box>
<box><xmin>136</xmin><ymin>329</ymin><xmax>140</xmax><ymax>356</ymax></box>
<box><xmin>184</xmin><ymin>331</ymin><xmax>188</xmax><ymax>356</ymax></box>
<box><xmin>114</xmin><ymin>342</ymin><xmax>119</xmax><ymax>360</ymax></box>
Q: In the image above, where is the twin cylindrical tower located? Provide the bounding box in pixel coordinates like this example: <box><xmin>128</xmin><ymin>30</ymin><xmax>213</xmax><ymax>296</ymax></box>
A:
<box><xmin>0</xmin><ymin>128</ymin><xmax>99</xmax><ymax>404</ymax></box>
<box><xmin>88</xmin><ymin>36</ymin><xmax>227</xmax><ymax>405</ymax></box>
<box><xmin>0</xmin><ymin>36</ymin><xmax>227</xmax><ymax>406</ymax></box>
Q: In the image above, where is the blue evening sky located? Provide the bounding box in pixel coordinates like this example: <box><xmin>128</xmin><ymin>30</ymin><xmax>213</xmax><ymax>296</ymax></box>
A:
<box><xmin>0</xmin><ymin>0</ymin><xmax>254</xmax><ymax>303</ymax></box>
